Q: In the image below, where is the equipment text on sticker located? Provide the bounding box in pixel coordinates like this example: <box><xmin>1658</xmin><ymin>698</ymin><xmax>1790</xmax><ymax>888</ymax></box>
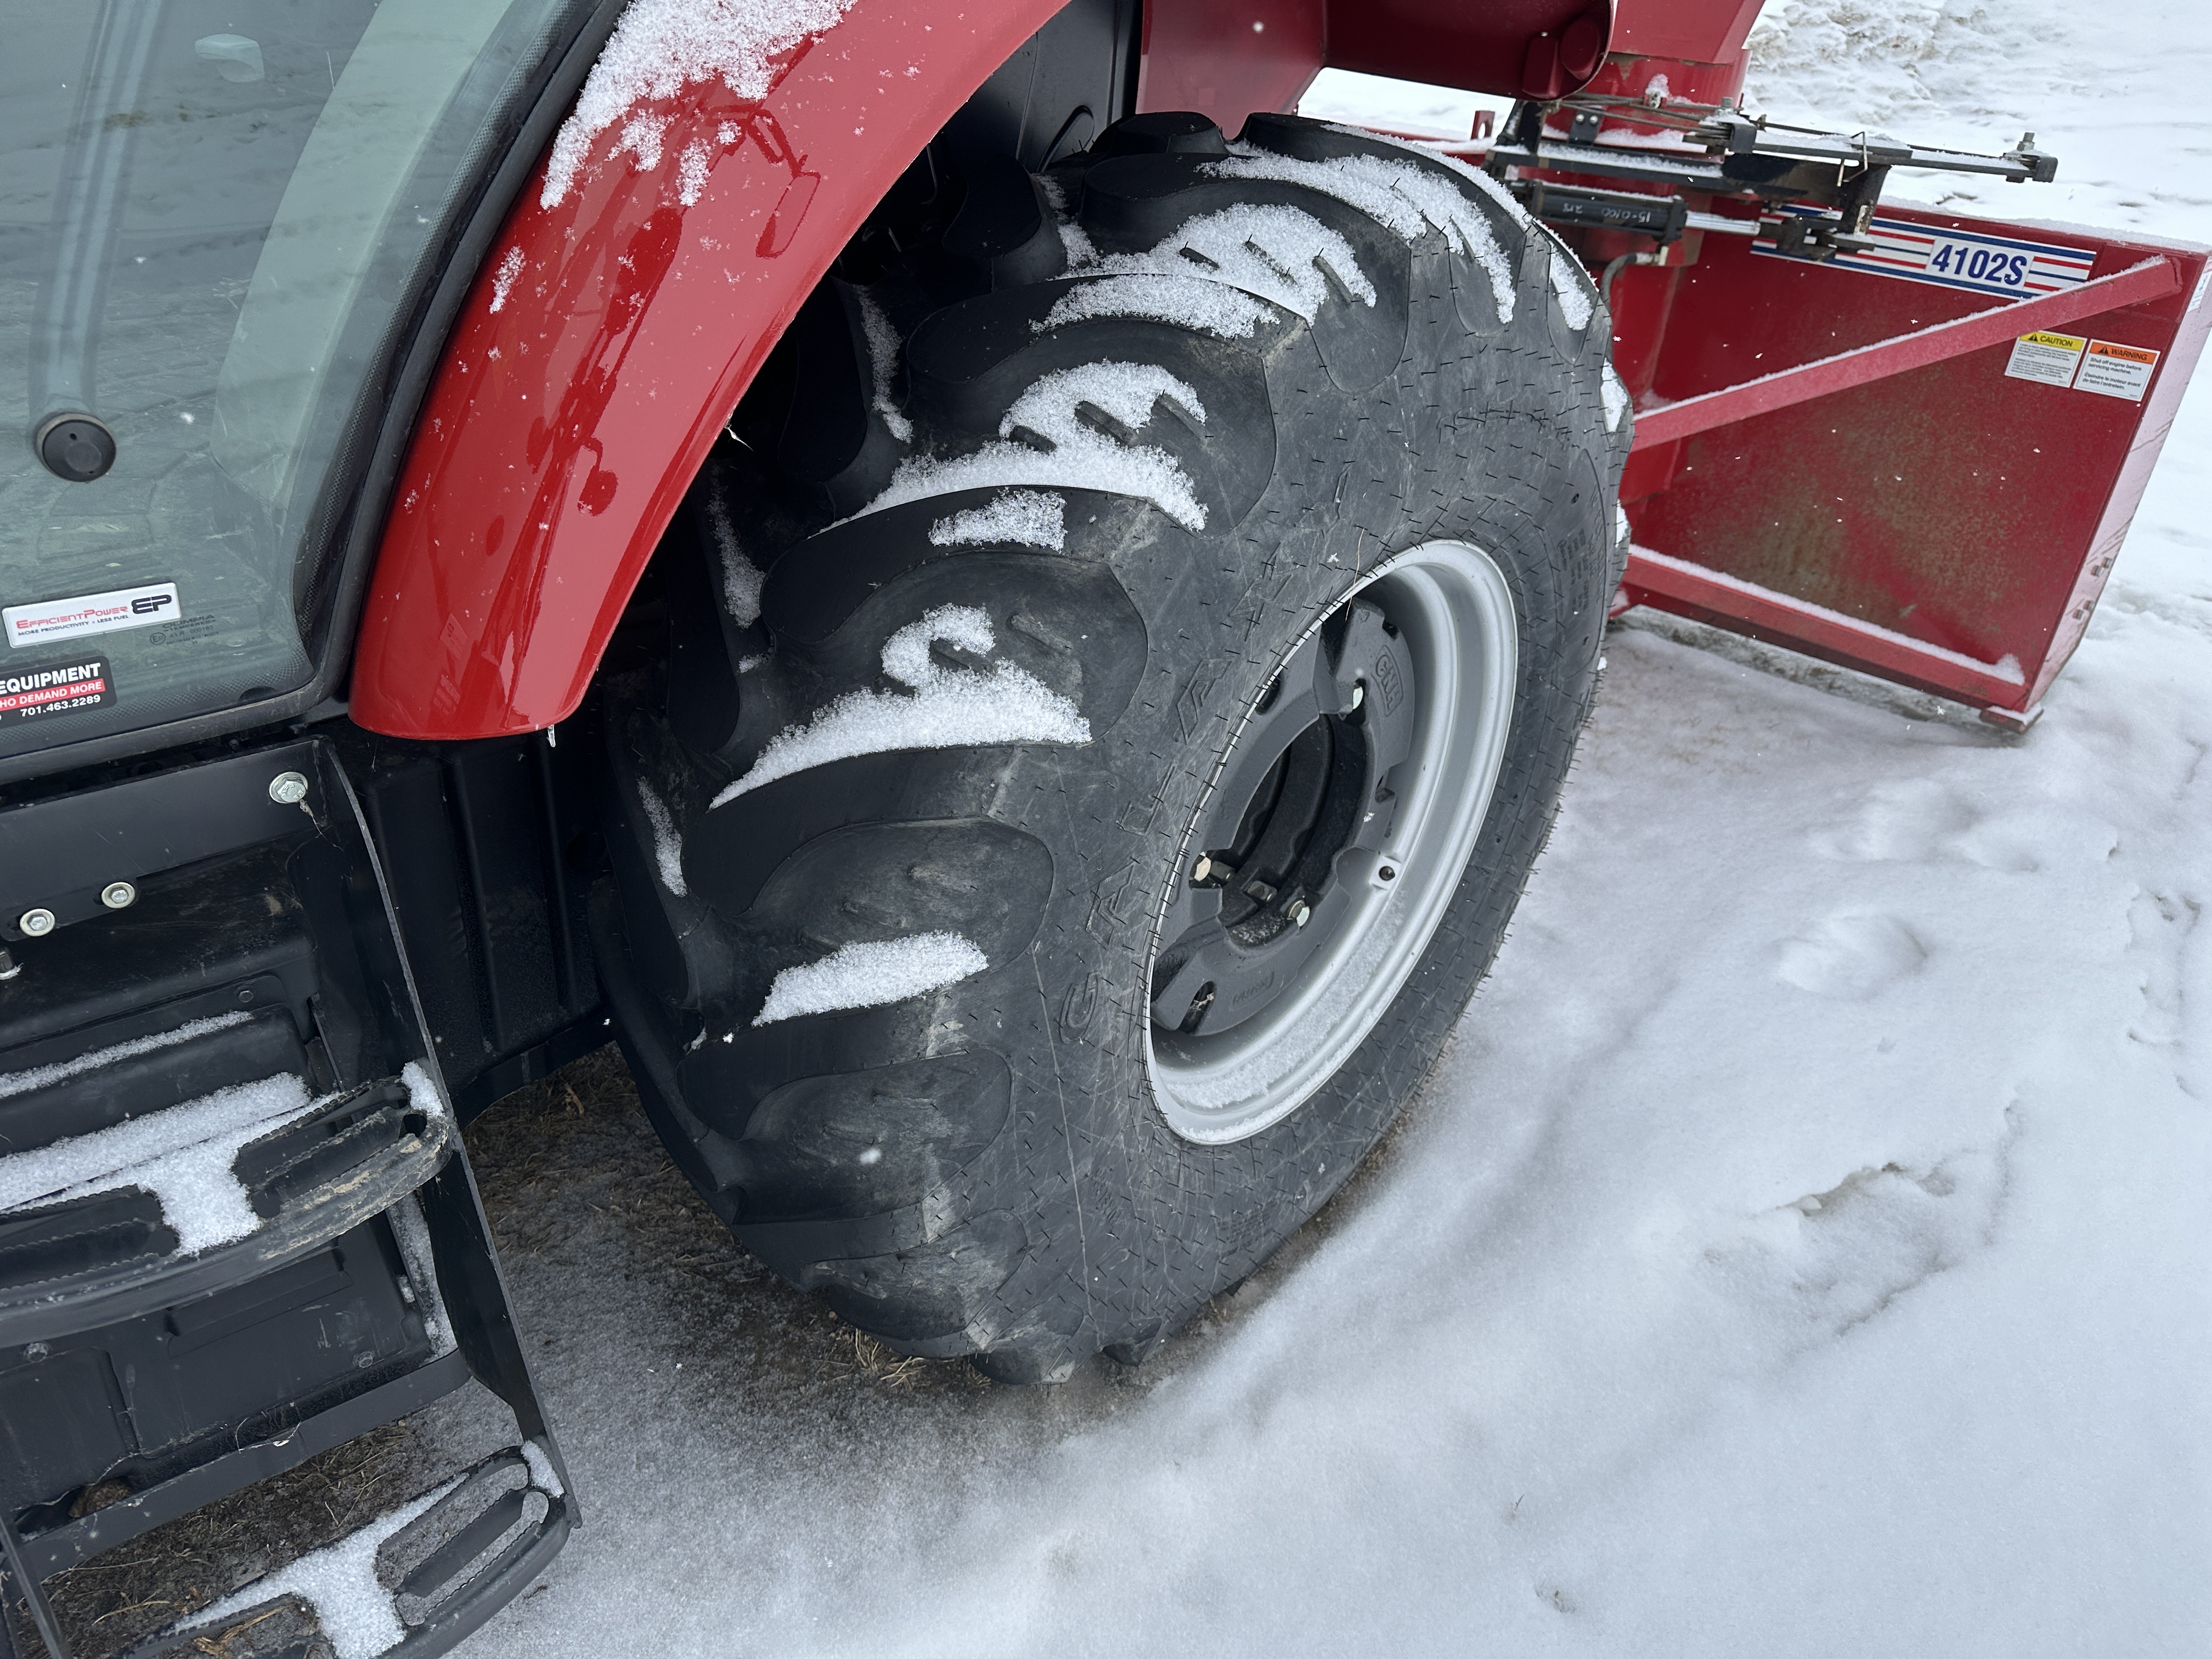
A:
<box><xmin>1754</xmin><ymin>208</ymin><xmax>2096</xmax><ymax>300</ymax></box>
<box><xmin>0</xmin><ymin>657</ymin><xmax>113</xmax><ymax>724</ymax></box>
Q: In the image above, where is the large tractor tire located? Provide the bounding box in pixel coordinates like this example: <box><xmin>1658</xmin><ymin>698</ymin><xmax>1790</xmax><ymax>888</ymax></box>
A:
<box><xmin>597</xmin><ymin>111</ymin><xmax>1629</xmax><ymax>1381</ymax></box>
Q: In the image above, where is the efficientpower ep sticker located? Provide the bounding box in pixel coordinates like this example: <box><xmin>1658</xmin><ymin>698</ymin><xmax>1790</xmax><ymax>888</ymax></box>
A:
<box><xmin>1754</xmin><ymin>206</ymin><xmax>2096</xmax><ymax>300</ymax></box>
<box><xmin>3</xmin><ymin>582</ymin><xmax>179</xmax><ymax>649</ymax></box>
<box><xmin>2004</xmin><ymin>332</ymin><xmax>2161</xmax><ymax>400</ymax></box>
<box><xmin>0</xmin><ymin>657</ymin><xmax>113</xmax><ymax>724</ymax></box>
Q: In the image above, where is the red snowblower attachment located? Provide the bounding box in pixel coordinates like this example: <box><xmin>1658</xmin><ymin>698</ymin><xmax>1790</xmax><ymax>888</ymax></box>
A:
<box><xmin>1422</xmin><ymin>0</ymin><xmax>2208</xmax><ymax>727</ymax></box>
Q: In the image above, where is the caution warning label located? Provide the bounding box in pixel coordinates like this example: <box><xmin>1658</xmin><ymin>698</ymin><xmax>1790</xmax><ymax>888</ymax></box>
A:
<box><xmin>2004</xmin><ymin>333</ymin><xmax>2162</xmax><ymax>403</ymax></box>
<box><xmin>2074</xmin><ymin>339</ymin><xmax>2160</xmax><ymax>402</ymax></box>
<box><xmin>2004</xmin><ymin>330</ymin><xmax>2087</xmax><ymax>387</ymax></box>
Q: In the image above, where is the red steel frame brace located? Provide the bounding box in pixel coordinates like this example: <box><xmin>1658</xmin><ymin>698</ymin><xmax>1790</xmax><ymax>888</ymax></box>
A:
<box><xmin>1628</xmin><ymin>256</ymin><xmax>2181</xmax><ymax>448</ymax></box>
<box><xmin>1620</xmin><ymin>255</ymin><xmax>2187</xmax><ymax>722</ymax></box>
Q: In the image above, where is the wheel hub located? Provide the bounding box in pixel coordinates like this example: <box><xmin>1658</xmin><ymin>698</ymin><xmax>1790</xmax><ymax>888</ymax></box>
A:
<box><xmin>1146</xmin><ymin>542</ymin><xmax>1520</xmax><ymax>1144</ymax></box>
<box><xmin>1149</xmin><ymin>601</ymin><xmax>1418</xmax><ymax>1037</ymax></box>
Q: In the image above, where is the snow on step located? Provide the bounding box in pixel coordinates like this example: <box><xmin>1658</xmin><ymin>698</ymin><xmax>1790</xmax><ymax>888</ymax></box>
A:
<box><xmin>0</xmin><ymin>1011</ymin><xmax>252</xmax><ymax>1100</ymax></box>
<box><xmin>0</xmin><ymin>1074</ymin><xmax>318</xmax><ymax>1252</ymax></box>
<box><xmin>710</xmin><ymin>602</ymin><xmax>1089</xmax><ymax>806</ymax></box>
<box><xmin>178</xmin><ymin>1476</ymin><xmax>463</xmax><ymax>1659</ymax></box>
<box><xmin>753</xmin><ymin>931</ymin><xmax>989</xmax><ymax>1026</ymax></box>
<box><xmin>540</xmin><ymin>0</ymin><xmax>857</xmax><ymax>207</ymax></box>
<box><xmin>854</xmin><ymin>361</ymin><xmax>1209</xmax><ymax>531</ymax></box>
<box><xmin>930</xmin><ymin>489</ymin><xmax>1068</xmax><ymax>550</ymax></box>
<box><xmin>1211</xmin><ymin>144</ymin><xmax>1520</xmax><ymax>323</ymax></box>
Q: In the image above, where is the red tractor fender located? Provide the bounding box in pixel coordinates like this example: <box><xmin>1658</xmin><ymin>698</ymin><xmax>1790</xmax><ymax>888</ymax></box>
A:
<box><xmin>349</xmin><ymin>0</ymin><xmax>1065</xmax><ymax>739</ymax></box>
<box><xmin>349</xmin><ymin>0</ymin><xmax>1613</xmax><ymax>741</ymax></box>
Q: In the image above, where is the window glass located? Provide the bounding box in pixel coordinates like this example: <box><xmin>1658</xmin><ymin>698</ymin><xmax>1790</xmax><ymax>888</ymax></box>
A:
<box><xmin>0</xmin><ymin>0</ymin><xmax>583</xmax><ymax>759</ymax></box>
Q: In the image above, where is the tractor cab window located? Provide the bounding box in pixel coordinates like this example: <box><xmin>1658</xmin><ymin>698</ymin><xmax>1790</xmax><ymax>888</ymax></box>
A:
<box><xmin>0</xmin><ymin>0</ymin><xmax>584</xmax><ymax>760</ymax></box>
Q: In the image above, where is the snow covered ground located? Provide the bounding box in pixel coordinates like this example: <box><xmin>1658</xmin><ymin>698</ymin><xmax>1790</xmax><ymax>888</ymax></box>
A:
<box><xmin>443</xmin><ymin>2</ymin><xmax>2212</xmax><ymax>1654</ymax></box>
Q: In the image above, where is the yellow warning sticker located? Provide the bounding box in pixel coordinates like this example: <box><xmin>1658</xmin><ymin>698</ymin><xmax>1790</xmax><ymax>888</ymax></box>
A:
<box><xmin>2074</xmin><ymin>338</ymin><xmax>2160</xmax><ymax>402</ymax></box>
<box><xmin>2004</xmin><ymin>330</ymin><xmax>2087</xmax><ymax>387</ymax></box>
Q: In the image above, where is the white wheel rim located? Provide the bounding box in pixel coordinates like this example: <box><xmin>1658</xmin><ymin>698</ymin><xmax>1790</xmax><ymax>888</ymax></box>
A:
<box><xmin>1147</xmin><ymin>540</ymin><xmax>1519</xmax><ymax>1145</ymax></box>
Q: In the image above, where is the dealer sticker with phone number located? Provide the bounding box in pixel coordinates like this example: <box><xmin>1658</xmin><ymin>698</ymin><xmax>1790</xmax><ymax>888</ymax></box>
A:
<box><xmin>0</xmin><ymin>657</ymin><xmax>114</xmax><ymax>725</ymax></box>
<box><xmin>1753</xmin><ymin>206</ymin><xmax>2096</xmax><ymax>301</ymax></box>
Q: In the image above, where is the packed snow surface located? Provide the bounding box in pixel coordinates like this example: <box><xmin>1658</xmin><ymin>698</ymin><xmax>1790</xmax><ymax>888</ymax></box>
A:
<box><xmin>459</xmin><ymin>2</ymin><xmax>2212</xmax><ymax>1654</ymax></box>
<box><xmin>539</xmin><ymin>0</ymin><xmax>856</xmax><ymax>207</ymax></box>
<box><xmin>752</xmin><ymin>932</ymin><xmax>989</xmax><ymax>1026</ymax></box>
<box><xmin>183</xmin><ymin>1477</ymin><xmax>461</xmax><ymax>1659</ymax></box>
<box><xmin>0</xmin><ymin>1074</ymin><xmax>314</xmax><ymax>1252</ymax></box>
<box><xmin>930</xmin><ymin>489</ymin><xmax>1067</xmax><ymax>551</ymax></box>
<box><xmin>710</xmin><ymin>603</ymin><xmax>1089</xmax><ymax>806</ymax></box>
<box><xmin>855</xmin><ymin>362</ymin><xmax>1210</xmax><ymax>531</ymax></box>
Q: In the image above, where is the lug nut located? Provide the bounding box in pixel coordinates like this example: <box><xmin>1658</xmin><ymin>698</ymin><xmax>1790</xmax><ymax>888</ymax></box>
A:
<box><xmin>1289</xmin><ymin>899</ymin><xmax>1312</xmax><ymax>928</ymax></box>
<box><xmin>1348</xmin><ymin>681</ymin><xmax>1364</xmax><ymax>709</ymax></box>
<box><xmin>1378</xmin><ymin>865</ymin><xmax>1397</xmax><ymax>882</ymax></box>
<box><xmin>0</xmin><ymin>947</ymin><xmax>18</xmax><ymax>981</ymax></box>
<box><xmin>1192</xmin><ymin>855</ymin><xmax>1214</xmax><ymax>884</ymax></box>
<box><xmin>269</xmin><ymin>770</ymin><xmax>310</xmax><ymax>805</ymax></box>
<box><xmin>100</xmin><ymin>881</ymin><xmax>136</xmax><ymax>910</ymax></box>
<box><xmin>18</xmin><ymin>909</ymin><xmax>56</xmax><ymax>938</ymax></box>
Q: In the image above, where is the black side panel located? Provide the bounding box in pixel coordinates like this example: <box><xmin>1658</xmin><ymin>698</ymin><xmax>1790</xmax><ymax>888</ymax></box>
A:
<box><xmin>938</xmin><ymin>0</ymin><xmax>1143</xmax><ymax>172</ymax></box>
<box><xmin>332</xmin><ymin>729</ymin><xmax>603</xmax><ymax>1119</ymax></box>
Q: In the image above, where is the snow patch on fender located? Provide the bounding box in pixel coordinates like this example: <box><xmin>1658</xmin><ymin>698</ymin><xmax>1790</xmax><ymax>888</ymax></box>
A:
<box><xmin>930</xmin><ymin>489</ymin><xmax>1067</xmax><ymax>550</ymax></box>
<box><xmin>488</xmin><ymin>246</ymin><xmax>526</xmax><ymax>313</ymax></box>
<box><xmin>540</xmin><ymin>0</ymin><xmax>857</xmax><ymax>208</ymax></box>
<box><xmin>853</xmin><ymin>361</ymin><xmax>1209</xmax><ymax>531</ymax></box>
<box><xmin>753</xmin><ymin>932</ymin><xmax>989</xmax><ymax>1026</ymax></box>
<box><xmin>1212</xmin><ymin>146</ymin><xmax>1518</xmax><ymax>323</ymax></box>
<box><xmin>710</xmin><ymin>603</ymin><xmax>1089</xmax><ymax>805</ymax></box>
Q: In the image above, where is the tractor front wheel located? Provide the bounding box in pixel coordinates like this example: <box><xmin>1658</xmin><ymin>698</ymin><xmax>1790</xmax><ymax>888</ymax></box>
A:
<box><xmin>598</xmin><ymin>112</ymin><xmax>1628</xmax><ymax>1380</ymax></box>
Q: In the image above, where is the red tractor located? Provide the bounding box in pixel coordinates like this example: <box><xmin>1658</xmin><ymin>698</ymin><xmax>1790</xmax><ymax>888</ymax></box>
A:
<box><xmin>0</xmin><ymin>1</ymin><xmax>2201</xmax><ymax>1653</ymax></box>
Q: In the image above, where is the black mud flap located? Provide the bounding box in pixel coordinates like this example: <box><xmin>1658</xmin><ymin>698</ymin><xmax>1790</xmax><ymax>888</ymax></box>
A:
<box><xmin>0</xmin><ymin>739</ymin><xmax>570</xmax><ymax>1658</ymax></box>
